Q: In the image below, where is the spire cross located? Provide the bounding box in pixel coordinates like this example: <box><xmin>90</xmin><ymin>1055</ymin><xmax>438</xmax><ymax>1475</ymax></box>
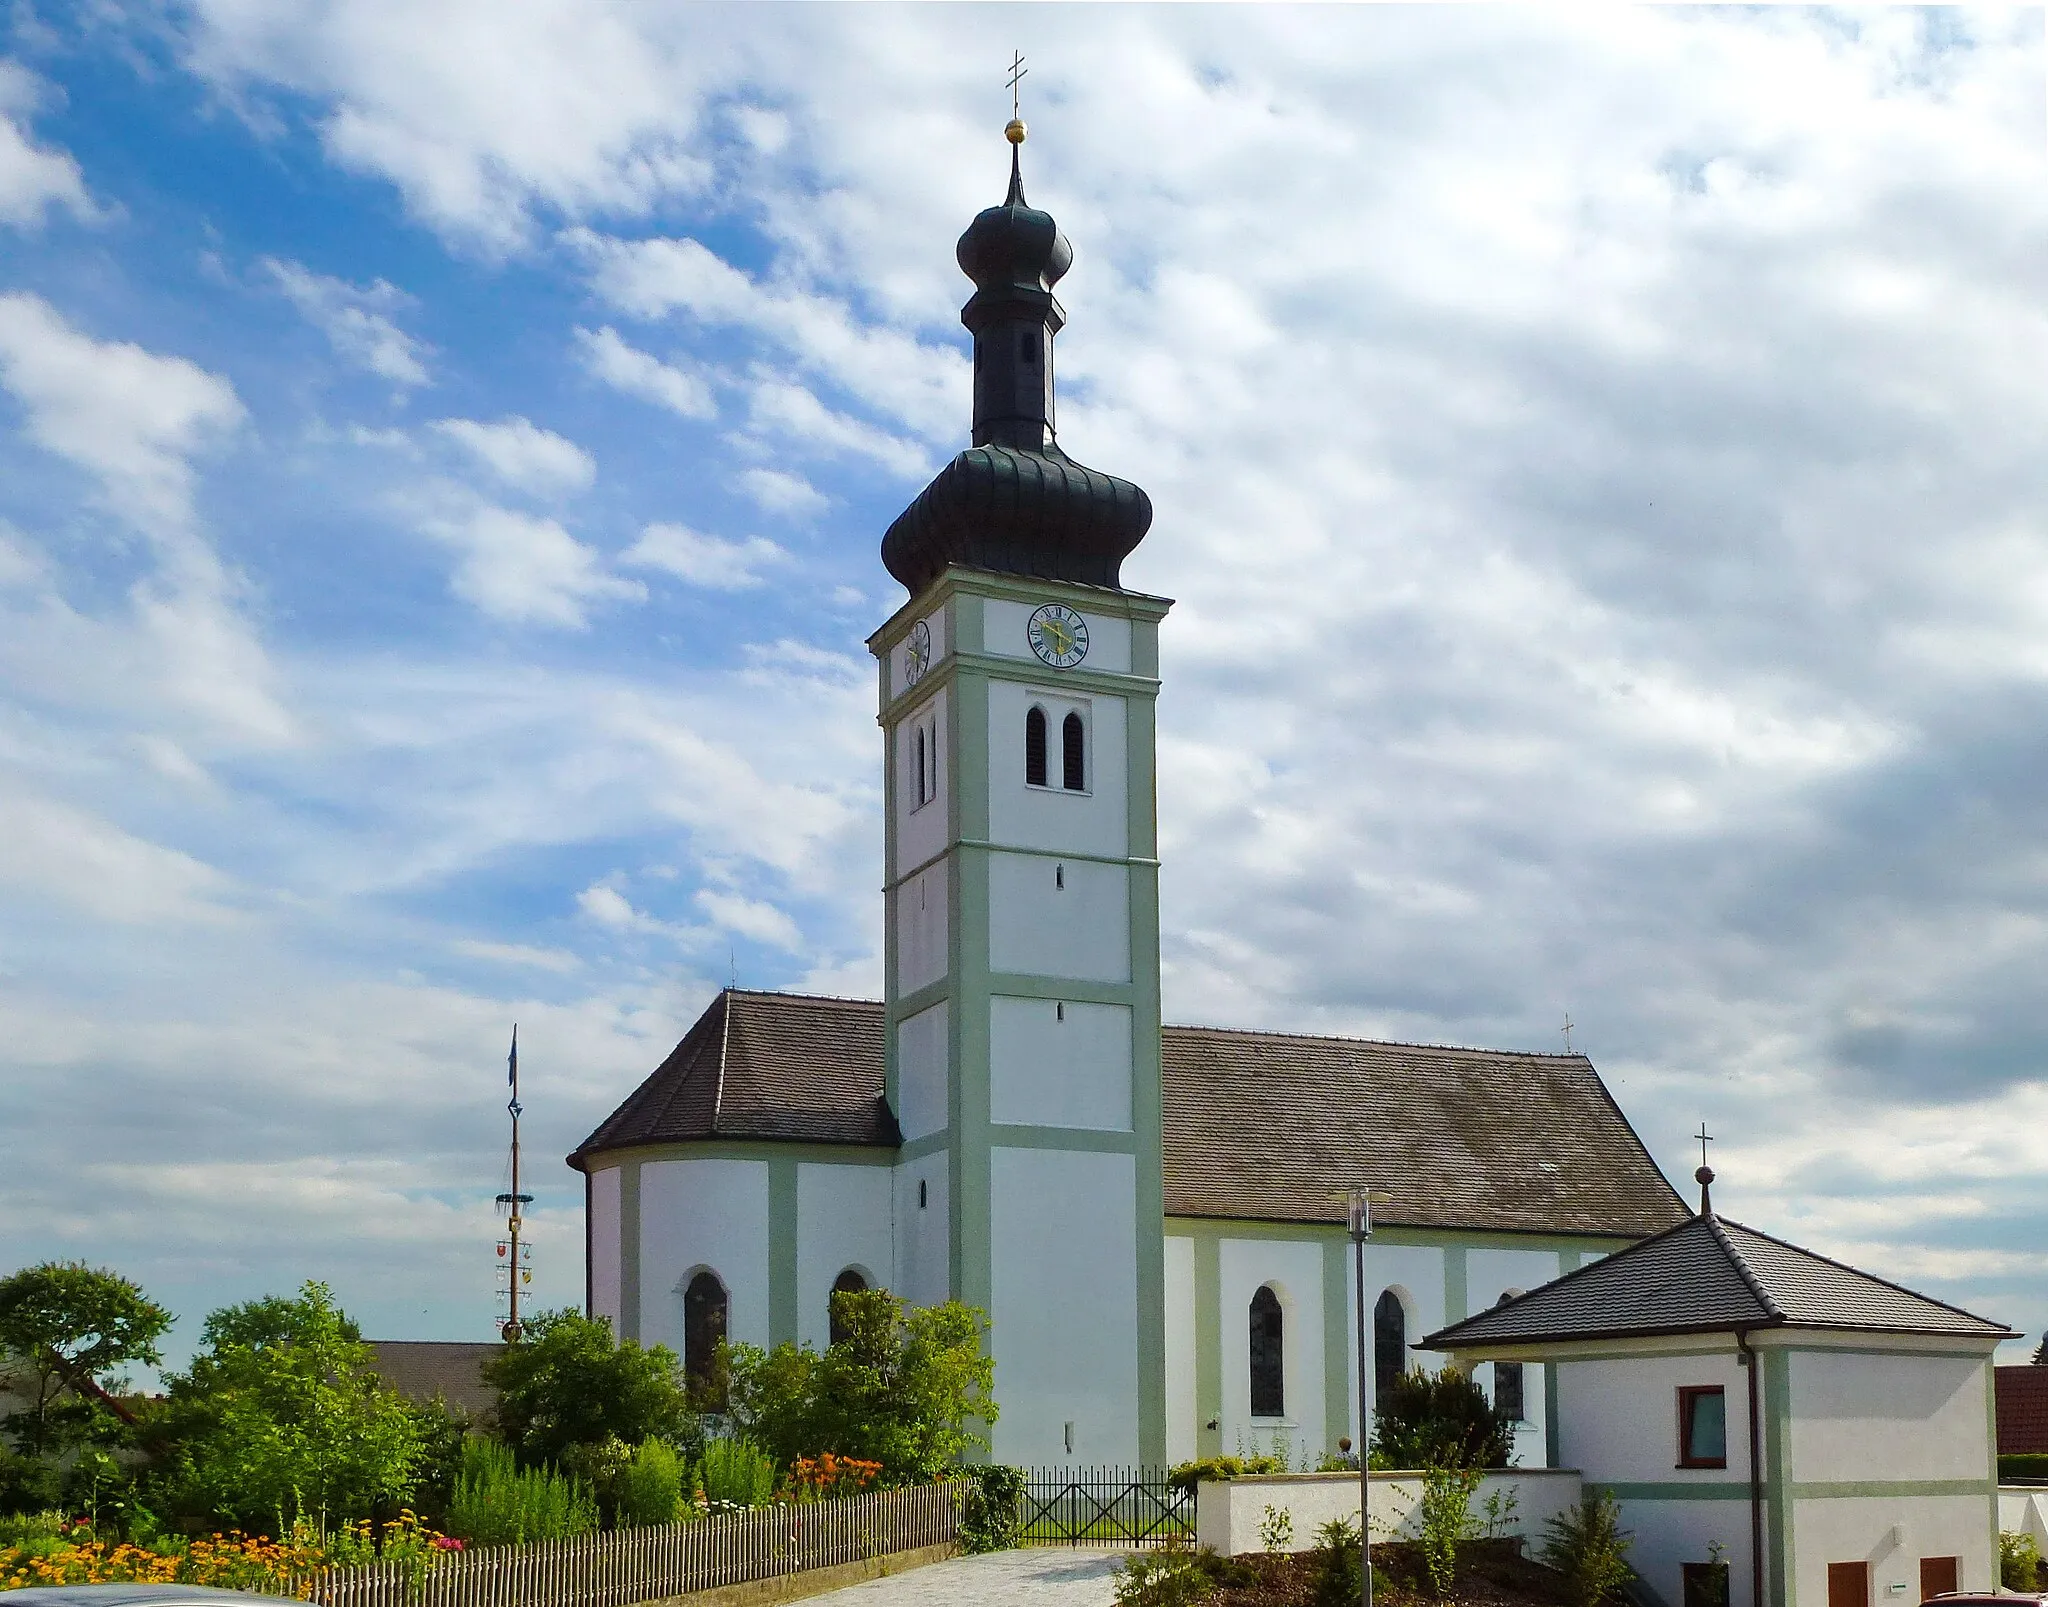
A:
<box><xmin>1007</xmin><ymin>50</ymin><xmax>1028</xmax><ymax>121</ymax></box>
<box><xmin>1560</xmin><ymin>1014</ymin><xmax>1574</xmax><ymax>1054</ymax></box>
<box><xmin>1695</xmin><ymin>1122</ymin><xmax>1714</xmax><ymax>1171</ymax></box>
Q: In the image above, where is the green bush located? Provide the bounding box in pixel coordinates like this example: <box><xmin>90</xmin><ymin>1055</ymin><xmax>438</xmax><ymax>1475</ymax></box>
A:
<box><xmin>698</xmin><ymin>1438</ymin><xmax>776</xmax><ymax>1513</ymax></box>
<box><xmin>1539</xmin><ymin>1489</ymin><xmax>1634</xmax><ymax>1607</ymax></box>
<box><xmin>2001</xmin><ymin>1531</ymin><xmax>2043</xmax><ymax>1592</ymax></box>
<box><xmin>720</xmin><ymin>1291</ymin><xmax>995</xmax><ymax>1486</ymax></box>
<box><xmin>1111</xmin><ymin>1544</ymin><xmax>1253</xmax><ymax>1607</ymax></box>
<box><xmin>615</xmin><ymin>1439</ymin><xmax>686</xmax><ymax>1528</ymax></box>
<box><xmin>1372</xmin><ymin>1367</ymin><xmax>1513</xmax><ymax>1471</ymax></box>
<box><xmin>1165</xmin><ymin>1454</ymin><xmax>1285</xmax><ymax>1492</ymax></box>
<box><xmin>2001</xmin><ymin>1454</ymin><xmax>2048</xmax><ymax>1483</ymax></box>
<box><xmin>1311</xmin><ymin>1516</ymin><xmax>1364</xmax><ymax>1607</ymax></box>
<box><xmin>484</xmin><ymin>1310</ymin><xmax>697</xmax><ymax>1471</ymax></box>
<box><xmin>446</xmin><ymin>1438</ymin><xmax>597</xmax><ymax>1546</ymax></box>
<box><xmin>959</xmin><ymin>1464</ymin><xmax>1025</xmax><ymax>1553</ymax></box>
<box><xmin>1417</xmin><ymin>1463</ymin><xmax>1482</xmax><ymax>1598</ymax></box>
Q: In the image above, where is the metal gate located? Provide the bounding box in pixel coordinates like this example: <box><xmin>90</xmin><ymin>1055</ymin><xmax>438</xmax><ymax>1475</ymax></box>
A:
<box><xmin>1020</xmin><ymin>1466</ymin><xmax>1193</xmax><ymax>1548</ymax></box>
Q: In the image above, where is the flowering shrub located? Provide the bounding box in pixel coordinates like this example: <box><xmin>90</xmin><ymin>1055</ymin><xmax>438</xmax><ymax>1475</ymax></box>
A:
<box><xmin>1</xmin><ymin>1512</ymin><xmax>459</xmax><ymax>1595</ymax></box>
<box><xmin>782</xmin><ymin>1454</ymin><xmax>882</xmax><ymax>1503</ymax></box>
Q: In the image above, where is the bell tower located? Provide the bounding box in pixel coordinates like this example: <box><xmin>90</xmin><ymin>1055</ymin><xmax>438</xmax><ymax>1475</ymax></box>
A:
<box><xmin>869</xmin><ymin>121</ymin><xmax>1170</xmax><ymax>1464</ymax></box>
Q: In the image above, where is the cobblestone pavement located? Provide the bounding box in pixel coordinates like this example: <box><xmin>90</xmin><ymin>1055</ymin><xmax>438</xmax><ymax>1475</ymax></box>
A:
<box><xmin>803</xmin><ymin>1548</ymin><xmax>1125</xmax><ymax>1607</ymax></box>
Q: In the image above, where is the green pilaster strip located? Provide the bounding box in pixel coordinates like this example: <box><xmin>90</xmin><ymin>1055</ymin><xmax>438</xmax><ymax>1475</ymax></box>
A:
<box><xmin>1323</xmin><ymin>1237</ymin><xmax>1352</xmax><ymax>1453</ymax></box>
<box><xmin>1544</xmin><ymin>1363</ymin><xmax>1561</xmax><ymax>1468</ymax></box>
<box><xmin>1559</xmin><ymin>1248</ymin><xmax>1583</xmax><ymax>1274</ymax></box>
<box><xmin>989</xmin><ymin>1124</ymin><xmax>1138</xmax><ymax>1153</ymax></box>
<box><xmin>1787</xmin><ymin>1479</ymin><xmax>1992</xmax><ymax>1498</ymax></box>
<box><xmin>620</xmin><ymin>1158</ymin><xmax>642</xmax><ymax>1343</ymax></box>
<box><xmin>767</xmin><ymin>1155</ymin><xmax>799</xmax><ymax>1346</ymax></box>
<box><xmin>1986</xmin><ymin>1364</ymin><xmax>2001</xmax><ymax>1586</ymax></box>
<box><xmin>986</xmin><ymin>973</ymin><xmax>1138</xmax><ymax>1005</ymax></box>
<box><xmin>1591</xmin><ymin>1482</ymin><xmax>1757</xmax><ymax>1501</ymax></box>
<box><xmin>1444</xmin><ymin>1245</ymin><xmax>1468</xmax><ymax>1325</ymax></box>
<box><xmin>950</xmin><ymin>661</ymin><xmax>993</xmax><ymax>1320</ymax></box>
<box><xmin>1128</xmin><ymin>633</ymin><xmax>1168</xmax><ymax>1464</ymax></box>
<box><xmin>1764</xmin><ymin>1347</ymin><xmax>1792</xmax><ymax>1607</ymax></box>
<box><xmin>1195</xmin><ymin>1233</ymin><xmax>1222</xmax><ymax>1458</ymax></box>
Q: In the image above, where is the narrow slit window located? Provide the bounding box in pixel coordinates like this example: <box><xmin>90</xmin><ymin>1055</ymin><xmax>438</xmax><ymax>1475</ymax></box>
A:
<box><xmin>918</xmin><ymin>1179</ymin><xmax>928</xmax><ymax>1208</ymax></box>
<box><xmin>1249</xmin><ymin>1286</ymin><xmax>1285</xmax><ymax>1417</ymax></box>
<box><xmin>1025</xmin><ymin>705</ymin><xmax>1048</xmax><ymax>787</ymax></box>
<box><xmin>1062</xmin><ymin>711</ymin><xmax>1084</xmax><ymax>790</ymax></box>
<box><xmin>914</xmin><ymin>725</ymin><xmax>927</xmax><ymax>807</ymax></box>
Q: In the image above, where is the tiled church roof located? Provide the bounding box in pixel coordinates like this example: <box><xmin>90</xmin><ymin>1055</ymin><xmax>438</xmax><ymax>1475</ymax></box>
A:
<box><xmin>1996</xmin><ymin>1366</ymin><xmax>2048</xmax><ymax>1454</ymax></box>
<box><xmin>1423</xmin><ymin>1212</ymin><xmax>2011</xmax><ymax>1347</ymax></box>
<box><xmin>569</xmin><ymin>989</ymin><xmax>1690</xmax><ymax>1239</ymax></box>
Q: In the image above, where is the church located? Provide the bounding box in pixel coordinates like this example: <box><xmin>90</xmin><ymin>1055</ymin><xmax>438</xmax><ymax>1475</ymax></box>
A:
<box><xmin>569</xmin><ymin>125</ymin><xmax>1690</xmax><ymax>1469</ymax></box>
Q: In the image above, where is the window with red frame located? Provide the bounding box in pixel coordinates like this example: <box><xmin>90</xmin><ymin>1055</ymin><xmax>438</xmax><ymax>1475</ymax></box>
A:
<box><xmin>1678</xmin><ymin>1385</ymin><xmax>1728</xmax><ymax>1468</ymax></box>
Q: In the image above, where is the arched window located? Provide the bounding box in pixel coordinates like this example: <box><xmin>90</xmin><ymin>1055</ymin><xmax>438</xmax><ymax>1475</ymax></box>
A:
<box><xmin>1249</xmin><ymin>1285</ymin><xmax>1285</xmax><ymax>1417</ymax></box>
<box><xmin>829</xmin><ymin>1268</ymin><xmax>868</xmax><ymax>1347</ymax></box>
<box><xmin>1493</xmin><ymin>1292</ymin><xmax>1525</xmax><ymax>1422</ymax></box>
<box><xmin>1374</xmin><ymin>1290</ymin><xmax>1407</xmax><ymax>1396</ymax></box>
<box><xmin>1062</xmin><ymin>711</ymin><xmax>1085</xmax><ymax>791</ymax></box>
<box><xmin>1025</xmin><ymin>705</ymin><xmax>1048</xmax><ymax>787</ymax></box>
<box><xmin>684</xmin><ymin>1271</ymin><xmax>729</xmax><ymax>1402</ymax></box>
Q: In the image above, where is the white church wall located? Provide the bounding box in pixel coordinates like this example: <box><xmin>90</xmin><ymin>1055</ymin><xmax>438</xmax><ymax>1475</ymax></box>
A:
<box><xmin>1468</xmin><ymin>1246</ymin><xmax>1565</xmax><ymax>1467</ymax></box>
<box><xmin>795</xmin><ymin>1163</ymin><xmax>894</xmax><ymax>1349</ymax></box>
<box><xmin>588</xmin><ymin>1163</ymin><xmax>621</xmax><ymax>1328</ymax></box>
<box><xmin>894</xmin><ymin>685</ymin><xmax>948</xmax><ymax>874</ymax></box>
<box><xmin>1363</xmin><ymin>1242</ymin><xmax>1449</xmax><ymax>1382</ymax></box>
<box><xmin>893</xmin><ymin>1153</ymin><xmax>949</xmax><ymax>1309</ymax></box>
<box><xmin>983</xmin><ymin>597</ymin><xmax>1132</xmax><ymax>675</ymax></box>
<box><xmin>638</xmin><ymin>1157</ymin><xmax>770</xmax><ymax>1352</ymax></box>
<box><xmin>990</xmin><ymin>1146</ymin><xmax>1140</xmax><ymax>1463</ymax></box>
<box><xmin>1219</xmin><ymin>1238</ymin><xmax>1326</xmax><ymax>1466</ymax></box>
<box><xmin>896</xmin><ymin>1001</ymin><xmax>949</xmax><ymax>1141</ymax></box>
<box><xmin>988</xmin><ymin>852</ymin><xmax>1130</xmax><ymax>983</ymax></box>
<box><xmin>1786</xmin><ymin>1347</ymin><xmax>1990</xmax><ymax>1483</ymax></box>
<box><xmin>985</xmin><ymin>682</ymin><xmax>1128</xmax><ymax>860</ymax></box>
<box><xmin>1164</xmin><ymin>1235</ymin><xmax>1197</xmax><ymax>1465</ymax></box>
<box><xmin>1555</xmin><ymin>1348</ymin><xmax>1751</xmax><ymax>1483</ymax></box>
<box><xmin>1612</xmin><ymin>1496</ymin><xmax>1761</xmax><ymax>1607</ymax></box>
<box><xmin>894</xmin><ymin>859</ymin><xmax>949</xmax><ymax>994</ymax></box>
<box><xmin>990</xmin><ymin>996</ymin><xmax>1132</xmax><ymax>1130</ymax></box>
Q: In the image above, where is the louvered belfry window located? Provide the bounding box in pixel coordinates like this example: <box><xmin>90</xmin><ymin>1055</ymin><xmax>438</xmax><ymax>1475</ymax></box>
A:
<box><xmin>1062</xmin><ymin>711</ymin><xmax>1085</xmax><ymax>790</ymax></box>
<box><xmin>1025</xmin><ymin>705</ymin><xmax>1048</xmax><ymax>787</ymax></box>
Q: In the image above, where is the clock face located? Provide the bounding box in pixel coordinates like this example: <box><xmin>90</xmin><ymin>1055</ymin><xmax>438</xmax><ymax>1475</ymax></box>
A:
<box><xmin>902</xmin><ymin>619</ymin><xmax>933</xmax><ymax>685</ymax></box>
<box><xmin>1027</xmin><ymin>603</ymin><xmax>1089</xmax><ymax>669</ymax></box>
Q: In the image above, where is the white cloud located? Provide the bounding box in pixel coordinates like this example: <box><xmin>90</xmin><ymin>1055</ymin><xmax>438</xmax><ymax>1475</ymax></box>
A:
<box><xmin>744</xmin><ymin>375</ymin><xmax>928</xmax><ymax>478</ymax></box>
<box><xmin>620</xmin><ymin>522</ymin><xmax>785</xmax><ymax>590</ymax></box>
<box><xmin>431</xmin><ymin>415</ymin><xmax>594</xmax><ymax>496</ymax></box>
<box><xmin>264</xmin><ymin>256</ymin><xmax>430</xmax><ymax>387</ymax></box>
<box><xmin>0</xmin><ymin>292</ymin><xmax>244</xmax><ymax>535</ymax></box>
<box><xmin>573</xmin><ymin>325</ymin><xmax>715</xmax><ymax>420</ymax></box>
<box><xmin>452</xmin><ymin>938</ymin><xmax>581</xmax><ymax>973</ymax></box>
<box><xmin>576</xmin><ymin>883</ymin><xmax>637</xmax><ymax>928</ymax></box>
<box><xmin>694</xmin><ymin>889</ymin><xmax>802</xmax><ymax>952</ymax></box>
<box><xmin>414</xmin><ymin>495</ymin><xmax>643</xmax><ymax>628</ymax></box>
<box><xmin>0</xmin><ymin>62</ymin><xmax>93</xmax><ymax>227</ymax></box>
<box><xmin>0</xmin><ymin>783</ymin><xmax>235</xmax><ymax>926</ymax></box>
<box><xmin>736</xmin><ymin>466</ymin><xmax>825</xmax><ymax>519</ymax></box>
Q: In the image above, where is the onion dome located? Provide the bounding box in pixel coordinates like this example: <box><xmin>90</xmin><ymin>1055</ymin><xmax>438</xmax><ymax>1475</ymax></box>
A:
<box><xmin>882</xmin><ymin>133</ymin><xmax>1152</xmax><ymax>595</ymax></box>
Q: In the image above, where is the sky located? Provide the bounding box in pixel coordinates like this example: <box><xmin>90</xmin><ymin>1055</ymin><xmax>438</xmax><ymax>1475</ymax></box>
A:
<box><xmin>1</xmin><ymin>3</ymin><xmax>2046</xmax><ymax>1372</ymax></box>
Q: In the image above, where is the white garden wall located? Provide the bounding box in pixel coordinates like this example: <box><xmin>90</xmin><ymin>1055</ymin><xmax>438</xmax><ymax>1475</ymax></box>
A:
<box><xmin>1195</xmin><ymin>1469</ymin><xmax>1584</xmax><ymax>1557</ymax></box>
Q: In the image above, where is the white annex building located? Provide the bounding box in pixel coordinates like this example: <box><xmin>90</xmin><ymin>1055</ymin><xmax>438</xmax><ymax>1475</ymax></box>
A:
<box><xmin>570</xmin><ymin>131</ymin><xmax>1692</xmax><ymax>1467</ymax></box>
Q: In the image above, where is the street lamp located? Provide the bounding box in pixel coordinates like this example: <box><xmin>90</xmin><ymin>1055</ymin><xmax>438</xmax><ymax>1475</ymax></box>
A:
<box><xmin>1348</xmin><ymin>1188</ymin><xmax>1392</xmax><ymax>1607</ymax></box>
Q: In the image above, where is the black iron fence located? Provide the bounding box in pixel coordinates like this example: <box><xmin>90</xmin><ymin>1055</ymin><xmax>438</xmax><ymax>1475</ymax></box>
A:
<box><xmin>1019</xmin><ymin>1466</ymin><xmax>1192</xmax><ymax>1548</ymax></box>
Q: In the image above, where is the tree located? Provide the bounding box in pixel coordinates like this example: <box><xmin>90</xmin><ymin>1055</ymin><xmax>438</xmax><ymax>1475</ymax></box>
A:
<box><xmin>0</xmin><ymin>1261</ymin><xmax>171</xmax><ymax>1459</ymax></box>
<box><xmin>149</xmin><ymin>1281</ymin><xmax>425</xmax><ymax>1531</ymax></box>
<box><xmin>2032</xmin><ymin>1331</ymin><xmax>2047</xmax><ymax>1366</ymax></box>
<box><xmin>723</xmin><ymin>1289</ymin><xmax>996</xmax><ymax>1484</ymax></box>
<box><xmin>1371</xmin><ymin>1365</ymin><xmax>1514</xmax><ymax>1470</ymax></box>
<box><xmin>483</xmin><ymin>1310</ymin><xmax>696</xmax><ymax>1468</ymax></box>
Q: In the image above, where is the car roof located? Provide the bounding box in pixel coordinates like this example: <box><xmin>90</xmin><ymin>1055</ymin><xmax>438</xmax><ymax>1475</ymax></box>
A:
<box><xmin>0</xmin><ymin>1588</ymin><xmax>268</xmax><ymax>1606</ymax></box>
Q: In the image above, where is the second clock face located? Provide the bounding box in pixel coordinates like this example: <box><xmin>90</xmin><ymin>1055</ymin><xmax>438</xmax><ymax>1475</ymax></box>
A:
<box><xmin>903</xmin><ymin>619</ymin><xmax>932</xmax><ymax>685</ymax></box>
<box><xmin>1027</xmin><ymin>603</ymin><xmax>1089</xmax><ymax>669</ymax></box>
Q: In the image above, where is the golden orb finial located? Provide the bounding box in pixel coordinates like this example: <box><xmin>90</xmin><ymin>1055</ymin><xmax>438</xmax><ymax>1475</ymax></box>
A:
<box><xmin>1005</xmin><ymin>117</ymin><xmax>1027</xmax><ymax>145</ymax></box>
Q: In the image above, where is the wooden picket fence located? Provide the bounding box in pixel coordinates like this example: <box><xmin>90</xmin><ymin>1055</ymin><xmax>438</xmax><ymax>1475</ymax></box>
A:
<box><xmin>296</xmin><ymin>1481</ymin><xmax>965</xmax><ymax>1607</ymax></box>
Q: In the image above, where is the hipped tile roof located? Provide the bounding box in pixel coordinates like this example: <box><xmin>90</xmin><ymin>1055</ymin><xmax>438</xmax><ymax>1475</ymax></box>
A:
<box><xmin>1997</xmin><ymin>1366</ymin><xmax>2048</xmax><ymax>1454</ymax></box>
<box><xmin>1423</xmin><ymin>1211</ymin><xmax>2011</xmax><ymax>1348</ymax></box>
<box><xmin>366</xmin><ymin>1340</ymin><xmax>503</xmax><ymax>1418</ymax></box>
<box><xmin>571</xmin><ymin>990</ymin><xmax>1688</xmax><ymax>1240</ymax></box>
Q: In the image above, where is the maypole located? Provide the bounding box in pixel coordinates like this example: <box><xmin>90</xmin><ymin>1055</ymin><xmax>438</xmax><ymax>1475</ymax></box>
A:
<box><xmin>495</xmin><ymin>1026</ymin><xmax>534</xmax><ymax>1341</ymax></box>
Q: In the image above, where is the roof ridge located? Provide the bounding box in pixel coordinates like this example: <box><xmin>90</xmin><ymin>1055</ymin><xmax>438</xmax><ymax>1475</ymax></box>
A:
<box><xmin>1164</xmin><ymin>1021</ymin><xmax>1594</xmax><ymax>1060</ymax></box>
<box><xmin>726</xmin><ymin>988</ymin><xmax>884</xmax><ymax>1010</ymax></box>
<box><xmin>1718</xmin><ymin>1217</ymin><xmax>2010</xmax><ymax>1332</ymax></box>
<box><xmin>1703</xmin><ymin>1213</ymin><xmax>1784</xmax><ymax>1323</ymax></box>
<box><xmin>711</xmin><ymin>987</ymin><xmax>733</xmax><ymax>1131</ymax></box>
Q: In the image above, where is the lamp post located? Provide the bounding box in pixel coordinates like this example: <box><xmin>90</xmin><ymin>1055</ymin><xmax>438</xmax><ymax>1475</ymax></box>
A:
<box><xmin>1347</xmin><ymin>1188</ymin><xmax>1388</xmax><ymax>1607</ymax></box>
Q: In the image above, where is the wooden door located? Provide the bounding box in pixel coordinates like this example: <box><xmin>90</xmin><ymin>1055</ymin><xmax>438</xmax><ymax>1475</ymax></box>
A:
<box><xmin>1829</xmin><ymin>1561</ymin><xmax>1871</xmax><ymax>1607</ymax></box>
<box><xmin>1919</xmin><ymin>1557</ymin><xmax>1959</xmax><ymax>1599</ymax></box>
